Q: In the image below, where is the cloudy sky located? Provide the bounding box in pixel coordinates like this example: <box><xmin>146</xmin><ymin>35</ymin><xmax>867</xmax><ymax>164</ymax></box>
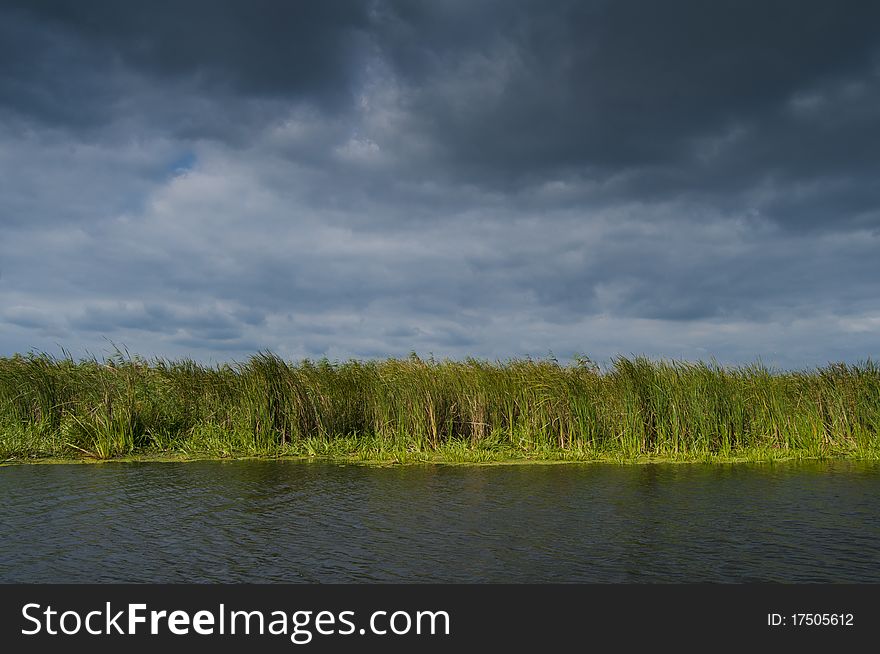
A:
<box><xmin>1</xmin><ymin>0</ymin><xmax>879</xmax><ymax>367</ymax></box>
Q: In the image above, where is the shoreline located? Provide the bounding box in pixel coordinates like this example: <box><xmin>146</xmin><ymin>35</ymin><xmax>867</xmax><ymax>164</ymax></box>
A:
<box><xmin>3</xmin><ymin>449</ymin><xmax>877</xmax><ymax>468</ymax></box>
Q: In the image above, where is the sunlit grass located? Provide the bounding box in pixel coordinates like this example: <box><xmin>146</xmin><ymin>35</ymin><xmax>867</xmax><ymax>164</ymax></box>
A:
<box><xmin>1</xmin><ymin>350</ymin><xmax>879</xmax><ymax>464</ymax></box>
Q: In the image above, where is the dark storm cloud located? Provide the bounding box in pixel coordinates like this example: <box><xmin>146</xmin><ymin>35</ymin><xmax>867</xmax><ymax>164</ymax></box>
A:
<box><xmin>377</xmin><ymin>0</ymin><xmax>880</xmax><ymax>165</ymax></box>
<box><xmin>0</xmin><ymin>0</ymin><xmax>370</xmax><ymax>134</ymax></box>
<box><xmin>5</xmin><ymin>0</ymin><xmax>879</xmax><ymax>213</ymax></box>
<box><xmin>373</xmin><ymin>0</ymin><xmax>880</xmax><ymax>227</ymax></box>
<box><xmin>27</xmin><ymin>1</ymin><xmax>367</xmax><ymax>95</ymax></box>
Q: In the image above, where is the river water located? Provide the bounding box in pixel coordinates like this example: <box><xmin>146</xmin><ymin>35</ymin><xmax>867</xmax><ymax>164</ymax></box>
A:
<box><xmin>1</xmin><ymin>460</ymin><xmax>878</xmax><ymax>583</ymax></box>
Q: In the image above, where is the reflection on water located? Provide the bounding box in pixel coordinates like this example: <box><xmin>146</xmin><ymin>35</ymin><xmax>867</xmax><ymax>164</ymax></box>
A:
<box><xmin>1</xmin><ymin>460</ymin><xmax>878</xmax><ymax>582</ymax></box>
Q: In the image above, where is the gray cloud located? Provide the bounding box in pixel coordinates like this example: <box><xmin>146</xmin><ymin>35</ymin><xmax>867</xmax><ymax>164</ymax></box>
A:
<box><xmin>0</xmin><ymin>1</ymin><xmax>879</xmax><ymax>367</ymax></box>
<box><xmin>370</xmin><ymin>1</ymin><xmax>880</xmax><ymax>227</ymax></box>
<box><xmin>1</xmin><ymin>1</ymin><xmax>370</xmax><ymax>122</ymax></box>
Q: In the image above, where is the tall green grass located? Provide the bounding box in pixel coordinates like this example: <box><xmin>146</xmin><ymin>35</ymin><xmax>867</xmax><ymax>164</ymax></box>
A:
<box><xmin>1</xmin><ymin>351</ymin><xmax>879</xmax><ymax>463</ymax></box>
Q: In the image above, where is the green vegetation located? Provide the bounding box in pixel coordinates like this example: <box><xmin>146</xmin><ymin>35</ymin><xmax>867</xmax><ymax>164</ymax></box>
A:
<box><xmin>2</xmin><ymin>351</ymin><xmax>880</xmax><ymax>465</ymax></box>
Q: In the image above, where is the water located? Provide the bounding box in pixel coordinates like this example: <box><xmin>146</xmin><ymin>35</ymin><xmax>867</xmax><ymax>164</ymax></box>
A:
<box><xmin>1</xmin><ymin>460</ymin><xmax>878</xmax><ymax>583</ymax></box>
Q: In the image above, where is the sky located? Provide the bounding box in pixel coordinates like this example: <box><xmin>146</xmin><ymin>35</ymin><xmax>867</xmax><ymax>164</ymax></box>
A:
<box><xmin>1</xmin><ymin>0</ymin><xmax>879</xmax><ymax>368</ymax></box>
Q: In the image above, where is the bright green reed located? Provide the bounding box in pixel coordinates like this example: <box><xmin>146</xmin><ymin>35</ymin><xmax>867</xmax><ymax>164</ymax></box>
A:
<box><xmin>2</xmin><ymin>351</ymin><xmax>879</xmax><ymax>464</ymax></box>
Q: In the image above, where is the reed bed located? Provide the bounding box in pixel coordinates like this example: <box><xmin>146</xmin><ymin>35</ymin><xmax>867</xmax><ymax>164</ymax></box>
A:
<box><xmin>1</xmin><ymin>351</ymin><xmax>879</xmax><ymax>463</ymax></box>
